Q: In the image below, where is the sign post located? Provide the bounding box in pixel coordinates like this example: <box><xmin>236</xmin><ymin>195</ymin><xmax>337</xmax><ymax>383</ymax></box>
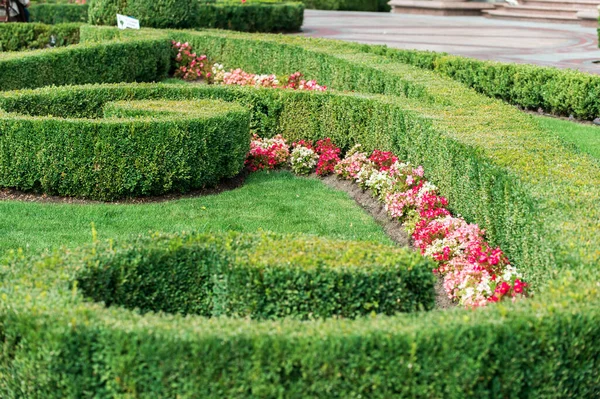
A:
<box><xmin>116</xmin><ymin>14</ymin><xmax>140</xmax><ymax>30</ymax></box>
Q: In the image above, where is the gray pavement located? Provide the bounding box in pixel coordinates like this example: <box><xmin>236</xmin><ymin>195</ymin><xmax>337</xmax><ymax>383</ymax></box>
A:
<box><xmin>300</xmin><ymin>10</ymin><xmax>600</xmax><ymax>74</ymax></box>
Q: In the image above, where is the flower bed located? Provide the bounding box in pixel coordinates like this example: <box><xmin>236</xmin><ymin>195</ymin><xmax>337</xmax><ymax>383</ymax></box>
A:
<box><xmin>246</xmin><ymin>135</ymin><xmax>528</xmax><ymax>308</ymax></box>
<box><xmin>170</xmin><ymin>45</ymin><xmax>529</xmax><ymax>307</ymax></box>
<box><xmin>173</xmin><ymin>41</ymin><xmax>327</xmax><ymax>91</ymax></box>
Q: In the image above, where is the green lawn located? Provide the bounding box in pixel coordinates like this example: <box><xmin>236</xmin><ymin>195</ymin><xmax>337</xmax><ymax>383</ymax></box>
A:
<box><xmin>0</xmin><ymin>171</ymin><xmax>391</xmax><ymax>255</ymax></box>
<box><xmin>534</xmin><ymin>115</ymin><xmax>600</xmax><ymax>161</ymax></box>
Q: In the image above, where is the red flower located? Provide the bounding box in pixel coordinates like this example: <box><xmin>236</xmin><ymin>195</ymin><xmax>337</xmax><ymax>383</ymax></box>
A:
<box><xmin>495</xmin><ymin>282</ymin><xmax>511</xmax><ymax>296</ymax></box>
<box><xmin>513</xmin><ymin>279</ymin><xmax>527</xmax><ymax>294</ymax></box>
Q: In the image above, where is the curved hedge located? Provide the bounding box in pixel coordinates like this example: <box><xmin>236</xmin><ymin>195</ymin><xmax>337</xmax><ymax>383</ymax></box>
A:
<box><xmin>0</xmin><ymin>35</ymin><xmax>170</xmax><ymax>90</ymax></box>
<box><xmin>76</xmin><ymin>232</ymin><xmax>436</xmax><ymax>318</ymax></box>
<box><xmin>0</xmin><ymin>22</ymin><xmax>80</xmax><ymax>52</ymax></box>
<box><xmin>0</xmin><ymin>98</ymin><xmax>250</xmax><ymax>199</ymax></box>
<box><xmin>0</xmin><ymin>26</ymin><xmax>599</xmax><ymax>396</ymax></box>
<box><xmin>0</xmin><ymin>232</ymin><xmax>597</xmax><ymax>397</ymax></box>
<box><xmin>88</xmin><ymin>0</ymin><xmax>304</xmax><ymax>32</ymax></box>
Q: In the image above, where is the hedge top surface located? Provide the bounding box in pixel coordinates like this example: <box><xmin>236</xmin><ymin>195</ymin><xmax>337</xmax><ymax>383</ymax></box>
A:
<box><xmin>0</xmin><ymin>231</ymin><xmax>435</xmax><ymax>316</ymax></box>
<box><xmin>1</xmin><ymin>97</ymin><xmax>247</xmax><ymax>122</ymax></box>
<box><xmin>102</xmin><ymin>99</ymin><xmax>241</xmax><ymax>118</ymax></box>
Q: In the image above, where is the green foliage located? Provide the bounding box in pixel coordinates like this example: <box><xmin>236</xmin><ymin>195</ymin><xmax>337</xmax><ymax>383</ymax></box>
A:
<box><xmin>124</xmin><ymin>0</ymin><xmax>200</xmax><ymax>29</ymax></box>
<box><xmin>0</xmin><ymin>232</ymin><xmax>599</xmax><ymax>397</ymax></box>
<box><xmin>378</xmin><ymin>0</ymin><xmax>391</xmax><ymax>11</ymax></box>
<box><xmin>194</xmin><ymin>2</ymin><xmax>304</xmax><ymax>32</ymax></box>
<box><xmin>0</xmin><ymin>22</ymin><xmax>80</xmax><ymax>52</ymax></box>
<box><xmin>76</xmin><ymin>232</ymin><xmax>435</xmax><ymax>318</ymax></box>
<box><xmin>533</xmin><ymin>115</ymin><xmax>600</xmax><ymax>161</ymax></box>
<box><xmin>1</xmin><ymin>27</ymin><xmax>600</xmax><ymax>396</ymax></box>
<box><xmin>29</xmin><ymin>3</ymin><xmax>88</xmax><ymax>24</ymax></box>
<box><xmin>302</xmin><ymin>0</ymin><xmax>377</xmax><ymax>11</ymax></box>
<box><xmin>87</xmin><ymin>0</ymin><xmax>304</xmax><ymax>32</ymax></box>
<box><xmin>0</xmin><ymin>37</ymin><xmax>170</xmax><ymax>90</ymax></box>
<box><xmin>362</xmin><ymin>46</ymin><xmax>600</xmax><ymax>120</ymax></box>
<box><xmin>87</xmin><ymin>0</ymin><xmax>127</xmax><ymax>25</ymax></box>
<box><xmin>0</xmin><ymin>97</ymin><xmax>250</xmax><ymax>199</ymax></box>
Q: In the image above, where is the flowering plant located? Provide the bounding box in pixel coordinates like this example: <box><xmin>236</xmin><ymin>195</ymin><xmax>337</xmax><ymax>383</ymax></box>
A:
<box><xmin>331</xmin><ymin>140</ymin><xmax>529</xmax><ymax>307</ymax></box>
<box><xmin>290</xmin><ymin>143</ymin><xmax>319</xmax><ymax>175</ymax></box>
<box><xmin>369</xmin><ymin>150</ymin><xmax>398</xmax><ymax>171</ymax></box>
<box><xmin>314</xmin><ymin>138</ymin><xmax>341</xmax><ymax>176</ymax></box>
<box><xmin>245</xmin><ymin>134</ymin><xmax>290</xmax><ymax>172</ymax></box>
<box><xmin>172</xmin><ymin>41</ymin><xmax>211</xmax><ymax>81</ymax></box>
<box><xmin>334</xmin><ymin>144</ymin><xmax>369</xmax><ymax>179</ymax></box>
<box><xmin>284</xmin><ymin>72</ymin><xmax>327</xmax><ymax>91</ymax></box>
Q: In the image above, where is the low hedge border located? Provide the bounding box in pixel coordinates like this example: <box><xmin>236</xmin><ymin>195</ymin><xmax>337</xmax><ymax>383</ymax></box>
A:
<box><xmin>0</xmin><ymin>98</ymin><xmax>250</xmax><ymax>199</ymax></box>
<box><xmin>29</xmin><ymin>3</ymin><xmax>88</xmax><ymax>24</ymax></box>
<box><xmin>88</xmin><ymin>0</ymin><xmax>304</xmax><ymax>32</ymax></box>
<box><xmin>0</xmin><ymin>232</ymin><xmax>597</xmax><ymax>397</ymax></box>
<box><xmin>0</xmin><ymin>35</ymin><xmax>169</xmax><ymax>90</ymax></box>
<box><xmin>0</xmin><ymin>83</ymin><xmax>434</xmax><ymax>199</ymax></box>
<box><xmin>76</xmin><ymin>232</ymin><xmax>436</xmax><ymax>318</ymax></box>
<box><xmin>0</xmin><ymin>22</ymin><xmax>80</xmax><ymax>52</ymax></box>
<box><xmin>361</xmin><ymin>44</ymin><xmax>600</xmax><ymax>120</ymax></box>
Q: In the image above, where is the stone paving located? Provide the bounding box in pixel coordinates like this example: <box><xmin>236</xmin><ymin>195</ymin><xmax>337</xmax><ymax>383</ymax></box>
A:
<box><xmin>300</xmin><ymin>10</ymin><xmax>600</xmax><ymax>74</ymax></box>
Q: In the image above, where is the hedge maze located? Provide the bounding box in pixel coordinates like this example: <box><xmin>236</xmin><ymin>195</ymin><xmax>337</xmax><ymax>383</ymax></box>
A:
<box><xmin>0</xmin><ymin>24</ymin><xmax>599</xmax><ymax>398</ymax></box>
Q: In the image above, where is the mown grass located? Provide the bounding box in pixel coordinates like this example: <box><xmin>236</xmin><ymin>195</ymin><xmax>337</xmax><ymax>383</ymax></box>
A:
<box><xmin>0</xmin><ymin>171</ymin><xmax>391</xmax><ymax>255</ymax></box>
<box><xmin>533</xmin><ymin>115</ymin><xmax>600</xmax><ymax>161</ymax></box>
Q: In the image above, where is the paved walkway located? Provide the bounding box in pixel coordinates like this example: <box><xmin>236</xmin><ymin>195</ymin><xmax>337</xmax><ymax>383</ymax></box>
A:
<box><xmin>300</xmin><ymin>10</ymin><xmax>600</xmax><ymax>74</ymax></box>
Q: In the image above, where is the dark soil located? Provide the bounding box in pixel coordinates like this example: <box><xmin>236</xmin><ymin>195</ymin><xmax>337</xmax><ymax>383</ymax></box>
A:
<box><xmin>0</xmin><ymin>172</ymin><xmax>248</xmax><ymax>205</ymax></box>
<box><xmin>320</xmin><ymin>174</ymin><xmax>455</xmax><ymax>310</ymax></box>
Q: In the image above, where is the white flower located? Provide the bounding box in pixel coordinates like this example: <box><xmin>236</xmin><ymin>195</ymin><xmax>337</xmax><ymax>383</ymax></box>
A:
<box><xmin>290</xmin><ymin>146</ymin><xmax>318</xmax><ymax>175</ymax></box>
<box><xmin>417</xmin><ymin>181</ymin><xmax>438</xmax><ymax>199</ymax></box>
<box><xmin>365</xmin><ymin>170</ymin><xmax>394</xmax><ymax>198</ymax></box>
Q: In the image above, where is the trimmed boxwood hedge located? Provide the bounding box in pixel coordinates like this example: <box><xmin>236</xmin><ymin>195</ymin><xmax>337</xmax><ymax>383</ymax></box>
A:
<box><xmin>0</xmin><ymin>232</ymin><xmax>598</xmax><ymax>397</ymax></box>
<box><xmin>88</xmin><ymin>0</ymin><xmax>304</xmax><ymax>32</ymax></box>
<box><xmin>361</xmin><ymin>45</ymin><xmax>600</xmax><ymax>120</ymax></box>
<box><xmin>1</xmin><ymin>27</ymin><xmax>599</xmax><ymax>396</ymax></box>
<box><xmin>0</xmin><ymin>22</ymin><xmax>80</xmax><ymax>52</ymax></box>
<box><xmin>302</xmin><ymin>0</ymin><xmax>378</xmax><ymax>11</ymax></box>
<box><xmin>0</xmin><ymin>97</ymin><xmax>250</xmax><ymax>199</ymax></box>
<box><xmin>76</xmin><ymin>232</ymin><xmax>436</xmax><ymax>318</ymax></box>
<box><xmin>193</xmin><ymin>2</ymin><xmax>305</xmax><ymax>32</ymax></box>
<box><xmin>0</xmin><ymin>35</ymin><xmax>170</xmax><ymax>90</ymax></box>
<box><xmin>29</xmin><ymin>3</ymin><xmax>88</xmax><ymax>24</ymax></box>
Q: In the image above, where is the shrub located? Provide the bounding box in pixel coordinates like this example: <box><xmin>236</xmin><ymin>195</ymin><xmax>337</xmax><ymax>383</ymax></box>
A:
<box><xmin>29</xmin><ymin>3</ymin><xmax>88</xmax><ymax>24</ymax></box>
<box><xmin>88</xmin><ymin>0</ymin><xmax>304</xmax><ymax>32</ymax></box>
<box><xmin>76</xmin><ymin>232</ymin><xmax>436</xmax><ymax>318</ymax></box>
<box><xmin>0</xmin><ymin>22</ymin><xmax>80</xmax><ymax>52</ymax></box>
<box><xmin>0</xmin><ymin>36</ymin><xmax>170</xmax><ymax>90</ymax></box>
<box><xmin>302</xmin><ymin>0</ymin><xmax>378</xmax><ymax>11</ymax></box>
<box><xmin>0</xmin><ymin>232</ymin><xmax>598</xmax><ymax>397</ymax></box>
<box><xmin>193</xmin><ymin>2</ymin><xmax>304</xmax><ymax>32</ymax></box>
<box><xmin>361</xmin><ymin>45</ymin><xmax>600</xmax><ymax>120</ymax></box>
<box><xmin>0</xmin><ymin>98</ymin><xmax>250</xmax><ymax>199</ymax></box>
